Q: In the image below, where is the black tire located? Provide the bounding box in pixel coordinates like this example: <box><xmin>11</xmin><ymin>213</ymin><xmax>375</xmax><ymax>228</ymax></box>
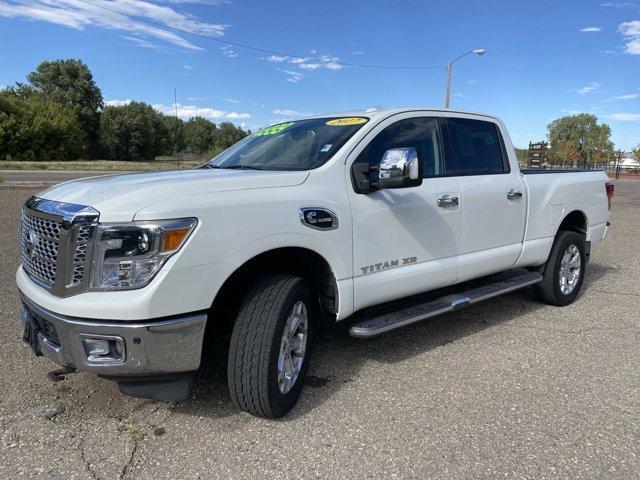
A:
<box><xmin>227</xmin><ymin>274</ymin><xmax>315</xmax><ymax>418</ymax></box>
<box><xmin>533</xmin><ymin>230</ymin><xmax>587</xmax><ymax>306</ymax></box>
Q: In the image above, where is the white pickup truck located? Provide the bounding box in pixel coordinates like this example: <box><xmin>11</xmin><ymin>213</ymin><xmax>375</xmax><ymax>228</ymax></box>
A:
<box><xmin>17</xmin><ymin>108</ymin><xmax>614</xmax><ymax>417</ymax></box>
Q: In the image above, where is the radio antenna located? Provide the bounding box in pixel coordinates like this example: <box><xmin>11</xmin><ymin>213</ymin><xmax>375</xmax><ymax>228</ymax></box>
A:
<box><xmin>174</xmin><ymin>88</ymin><xmax>180</xmax><ymax>171</ymax></box>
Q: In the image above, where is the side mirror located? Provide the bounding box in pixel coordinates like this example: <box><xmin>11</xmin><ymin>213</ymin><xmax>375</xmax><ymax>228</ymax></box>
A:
<box><xmin>378</xmin><ymin>148</ymin><xmax>422</xmax><ymax>189</ymax></box>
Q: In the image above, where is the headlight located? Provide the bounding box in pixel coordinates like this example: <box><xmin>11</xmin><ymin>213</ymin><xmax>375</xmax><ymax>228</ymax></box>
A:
<box><xmin>90</xmin><ymin>218</ymin><xmax>197</xmax><ymax>291</ymax></box>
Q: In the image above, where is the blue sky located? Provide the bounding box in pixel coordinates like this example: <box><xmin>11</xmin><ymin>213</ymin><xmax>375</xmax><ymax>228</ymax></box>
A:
<box><xmin>0</xmin><ymin>0</ymin><xmax>638</xmax><ymax>149</ymax></box>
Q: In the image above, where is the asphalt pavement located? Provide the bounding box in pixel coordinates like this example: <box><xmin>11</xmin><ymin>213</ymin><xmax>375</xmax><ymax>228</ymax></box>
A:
<box><xmin>0</xmin><ymin>181</ymin><xmax>638</xmax><ymax>479</ymax></box>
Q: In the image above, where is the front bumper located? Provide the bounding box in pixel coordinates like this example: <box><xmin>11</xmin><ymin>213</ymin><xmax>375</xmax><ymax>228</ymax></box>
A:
<box><xmin>20</xmin><ymin>292</ymin><xmax>207</xmax><ymax>376</ymax></box>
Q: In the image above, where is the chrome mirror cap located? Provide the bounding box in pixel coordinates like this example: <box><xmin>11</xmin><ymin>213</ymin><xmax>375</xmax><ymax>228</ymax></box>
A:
<box><xmin>378</xmin><ymin>147</ymin><xmax>422</xmax><ymax>189</ymax></box>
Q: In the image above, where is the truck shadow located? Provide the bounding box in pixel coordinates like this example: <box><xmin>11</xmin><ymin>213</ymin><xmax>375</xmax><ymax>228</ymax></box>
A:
<box><xmin>176</xmin><ymin>262</ymin><xmax>613</xmax><ymax>422</ymax></box>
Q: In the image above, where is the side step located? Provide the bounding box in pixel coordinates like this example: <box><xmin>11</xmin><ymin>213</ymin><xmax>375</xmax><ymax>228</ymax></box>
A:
<box><xmin>349</xmin><ymin>268</ymin><xmax>543</xmax><ymax>339</ymax></box>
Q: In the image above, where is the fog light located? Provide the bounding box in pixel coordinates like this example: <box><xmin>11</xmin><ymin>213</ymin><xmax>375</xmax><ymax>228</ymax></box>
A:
<box><xmin>81</xmin><ymin>335</ymin><xmax>125</xmax><ymax>364</ymax></box>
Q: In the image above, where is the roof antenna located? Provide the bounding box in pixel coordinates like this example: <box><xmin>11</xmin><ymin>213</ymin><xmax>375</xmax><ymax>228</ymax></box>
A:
<box><xmin>174</xmin><ymin>87</ymin><xmax>180</xmax><ymax>171</ymax></box>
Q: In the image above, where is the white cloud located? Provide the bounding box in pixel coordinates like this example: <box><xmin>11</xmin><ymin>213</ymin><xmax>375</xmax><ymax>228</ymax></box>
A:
<box><xmin>580</xmin><ymin>26</ymin><xmax>602</xmax><ymax>32</ymax></box>
<box><xmin>183</xmin><ymin>65</ymin><xmax>193</xmax><ymax>70</ymax></box>
<box><xmin>619</xmin><ymin>20</ymin><xmax>640</xmax><ymax>54</ymax></box>
<box><xmin>225</xmin><ymin>97</ymin><xmax>240</xmax><ymax>104</ymax></box>
<box><xmin>266</xmin><ymin>54</ymin><xmax>287</xmax><ymax>63</ymax></box>
<box><xmin>224</xmin><ymin>111</ymin><xmax>250</xmax><ymax>119</ymax></box>
<box><xmin>221</xmin><ymin>45</ymin><xmax>238</xmax><ymax>58</ymax></box>
<box><xmin>153</xmin><ymin>102</ymin><xmax>250</xmax><ymax>119</ymax></box>
<box><xmin>352</xmin><ymin>51</ymin><xmax>365</xmax><ymax>55</ymax></box>
<box><xmin>279</xmin><ymin>69</ymin><xmax>304</xmax><ymax>83</ymax></box>
<box><xmin>577</xmin><ymin>82</ymin><xmax>601</xmax><ymax>94</ymax></box>
<box><xmin>319</xmin><ymin>55</ymin><xmax>343</xmax><ymax>70</ymax></box>
<box><xmin>105</xmin><ymin>98</ymin><xmax>133</xmax><ymax>107</ymax></box>
<box><xmin>614</xmin><ymin>94</ymin><xmax>639</xmax><ymax>99</ymax></box>
<box><xmin>265</xmin><ymin>52</ymin><xmax>343</xmax><ymax>81</ymax></box>
<box><xmin>601</xmin><ymin>2</ymin><xmax>640</xmax><ymax>8</ymax></box>
<box><xmin>0</xmin><ymin>0</ymin><xmax>227</xmax><ymax>50</ymax></box>
<box><xmin>605</xmin><ymin>112</ymin><xmax>640</xmax><ymax>121</ymax></box>
<box><xmin>123</xmin><ymin>35</ymin><xmax>167</xmax><ymax>52</ymax></box>
<box><xmin>298</xmin><ymin>62</ymin><xmax>321</xmax><ymax>71</ymax></box>
<box><xmin>273</xmin><ymin>109</ymin><xmax>312</xmax><ymax>116</ymax></box>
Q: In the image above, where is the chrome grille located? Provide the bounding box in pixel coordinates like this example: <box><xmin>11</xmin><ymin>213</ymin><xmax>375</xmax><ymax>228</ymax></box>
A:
<box><xmin>69</xmin><ymin>225</ymin><xmax>94</xmax><ymax>287</ymax></box>
<box><xmin>21</xmin><ymin>214</ymin><xmax>62</xmax><ymax>286</ymax></box>
<box><xmin>20</xmin><ymin>197</ymin><xmax>99</xmax><ymax>297</ymax></box>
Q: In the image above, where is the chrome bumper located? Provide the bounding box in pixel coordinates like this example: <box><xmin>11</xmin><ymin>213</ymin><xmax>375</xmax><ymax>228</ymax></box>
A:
<box><xmin>20</xmin><ymin>293</ymin><xmax>207</xmax><ymax>376</ymax></box>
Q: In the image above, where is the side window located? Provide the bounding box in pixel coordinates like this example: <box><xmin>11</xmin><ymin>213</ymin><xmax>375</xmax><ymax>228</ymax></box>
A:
<box><xmin>356</xmin><ymin>117</ymin><xmax>444</xmax><ymax>178</ymax></box>
<box><xmin>442</xmin><ymin>118</ymin><xmax>509</xmax><ymax>175</ymax></box>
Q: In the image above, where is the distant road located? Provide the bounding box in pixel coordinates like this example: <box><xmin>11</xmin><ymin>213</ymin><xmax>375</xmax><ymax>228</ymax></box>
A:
<box><xmin>0</xmin><ymin>170</ymin><xmax>136</xmax><ymax>185</ymax></box>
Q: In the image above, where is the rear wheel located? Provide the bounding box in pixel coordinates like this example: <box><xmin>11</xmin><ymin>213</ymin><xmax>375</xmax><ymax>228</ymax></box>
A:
<box><xmin>534</xmin><ymin>230</ymin><xmax>586</xmax><ymax>306</ymax></box>
<box><xmin>227</xmin><ymin>274</ymin><xmax>314</xmax><ymax>418</ymax></box>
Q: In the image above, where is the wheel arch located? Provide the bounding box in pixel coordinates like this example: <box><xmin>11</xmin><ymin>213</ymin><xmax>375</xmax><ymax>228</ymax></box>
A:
<box><xmin>207</xmin><ymin>246</ymin><xmax>340</xmax><ymax>335</ymax></box>
<box><xmin>557</xmin><ymin>209</ymin><xmax>588</xmax><ymax>238</ymax></box>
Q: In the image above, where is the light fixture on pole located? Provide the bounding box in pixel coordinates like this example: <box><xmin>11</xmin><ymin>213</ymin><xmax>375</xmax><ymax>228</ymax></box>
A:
<box><xmin>444</xmin><ymin>49</ymin><xmax>486</xmax><ymax>109</ymax></box>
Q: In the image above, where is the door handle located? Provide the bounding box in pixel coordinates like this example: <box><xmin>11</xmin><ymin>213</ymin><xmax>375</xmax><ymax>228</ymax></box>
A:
<box><xmin>437</xmin><ymin>194</ymin><xmax>459</xmax><ymax>208</ymax></box>
<box><xmin>506</xmin><ymin>188</ymin><xmax>523</xmax><ymax>201</ymax></box>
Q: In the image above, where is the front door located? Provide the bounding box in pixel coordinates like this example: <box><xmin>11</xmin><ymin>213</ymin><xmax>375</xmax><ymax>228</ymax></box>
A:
<box><xmin>347</xmin><ymin>113</ymin><xmax>462</xmax><ymax>311</ymax></box>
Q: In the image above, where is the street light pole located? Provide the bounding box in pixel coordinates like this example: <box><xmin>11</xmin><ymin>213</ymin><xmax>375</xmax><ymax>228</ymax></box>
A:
<box><xmin>444</xmin><ymin>49</ymin><xmax>486</xmax><ymax>109</ymax></box>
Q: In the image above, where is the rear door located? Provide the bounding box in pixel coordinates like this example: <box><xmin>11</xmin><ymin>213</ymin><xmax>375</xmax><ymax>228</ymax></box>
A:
<box><xmin>441</xmin><ymin>115</ymin><xmax>526</xmax><ymax>281</ymax></box>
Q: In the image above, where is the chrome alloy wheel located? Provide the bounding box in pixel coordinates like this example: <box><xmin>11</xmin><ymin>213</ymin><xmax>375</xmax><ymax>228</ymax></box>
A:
<box><xmin>277</xmin><ymin>300</ymin><xmax>308</xmax><ymax>394</ymax></box>
<box><xmin>559</xmin><ymin>244</ymin><xmax>582</xmax><ymax>295</ymax></box>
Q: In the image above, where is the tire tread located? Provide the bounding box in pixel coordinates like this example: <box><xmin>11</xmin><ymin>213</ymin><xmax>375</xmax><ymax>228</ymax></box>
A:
<box><xmin>228</xmin><ymin>274</ymin><xmax>306</xmax><ymax>417</ymax></box>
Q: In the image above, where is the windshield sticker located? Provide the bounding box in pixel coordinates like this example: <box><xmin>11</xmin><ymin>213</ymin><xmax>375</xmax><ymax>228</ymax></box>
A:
<box><xmin>326</xmin><ymin>117</ymin><xmax>368</xmax><ymax>126</ymax></box>
<box><xmin>255</xmin><ymin>122</ymin><xmax>295</xmax><ymax>136</ymax></box>
<box><xmin>320</xmin><ymin>144</ymin><xmax>333</xmax><ymax>153</ymax></box>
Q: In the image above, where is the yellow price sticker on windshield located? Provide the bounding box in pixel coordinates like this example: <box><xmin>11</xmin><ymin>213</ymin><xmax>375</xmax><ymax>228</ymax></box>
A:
<box><xmin>326</xmin><ymin>117</ymin><xmax>368</xmax><ymax>126</ymax></box>
<box><xmin>255</xmin><ymin>122</ymin><xmax>294</xmax><ymax>136</ymax></box>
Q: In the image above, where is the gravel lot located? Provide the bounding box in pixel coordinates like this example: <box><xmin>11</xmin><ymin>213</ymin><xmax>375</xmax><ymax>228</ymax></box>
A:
<box><xmin>0</xmin><ymin>182</ymin><xmax>638</xmax><ymax>479</ymax></box>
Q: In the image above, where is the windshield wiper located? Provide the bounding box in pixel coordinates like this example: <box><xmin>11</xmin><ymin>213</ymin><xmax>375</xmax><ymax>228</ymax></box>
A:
<box><xmin>224</xmin><ymin>165</ymin><xmax>264</xmax><ymax>170</ymax></box>
<box><xmin>205</xmin><ymin>164</ymin><xmax>263</xmax><ymax>170</ymax></box>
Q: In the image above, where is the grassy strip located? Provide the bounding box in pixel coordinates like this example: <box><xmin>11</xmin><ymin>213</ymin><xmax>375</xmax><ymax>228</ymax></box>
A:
<box><xmin>0</xmin><ymin>158</ymin><xmax>206</xmax><ymax>171</ymax></box>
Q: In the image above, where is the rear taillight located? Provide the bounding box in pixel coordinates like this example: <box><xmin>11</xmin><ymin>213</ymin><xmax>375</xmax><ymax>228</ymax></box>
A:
<box><xmin>605</xmin><ymin>181</ymin><xmax>614</xmax><ymax>210</ymax></box>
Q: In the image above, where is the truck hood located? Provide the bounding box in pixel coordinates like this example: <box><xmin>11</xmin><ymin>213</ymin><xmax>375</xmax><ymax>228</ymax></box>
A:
<box><xmin>38</xmin><ymin>168</ymin><xmax>309</xmax><ymax>222</ymax></box>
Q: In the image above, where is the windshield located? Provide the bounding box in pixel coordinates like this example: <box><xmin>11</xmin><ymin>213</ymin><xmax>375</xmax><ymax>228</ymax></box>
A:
<box><xmin>205</xmin><ymin>117</ymin><xmax>369</xmax><ymax>171</ymax></box>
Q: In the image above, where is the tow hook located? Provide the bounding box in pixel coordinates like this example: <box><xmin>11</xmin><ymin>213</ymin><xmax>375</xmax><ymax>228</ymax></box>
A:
<box><xmin>47</xmin><ymin>366</ymin><xmax>76</xmax><ymax>382</ymax></box>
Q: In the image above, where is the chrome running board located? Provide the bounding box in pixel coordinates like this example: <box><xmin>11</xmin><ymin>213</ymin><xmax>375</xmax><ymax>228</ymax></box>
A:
<box><xmin>349</xmin><ymin>268</ymin><xmax>543</xmax><ymax>339</ymax></box>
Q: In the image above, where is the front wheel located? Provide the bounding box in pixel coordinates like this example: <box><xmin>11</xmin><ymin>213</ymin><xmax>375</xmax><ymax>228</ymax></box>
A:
<box><xmin>534</xmin><ymin>230</ymin><xmax>587</xmax><ymax>306</ymax></box>
<box><xmin>227</xmin><ymin>274</ymin><xmax>314</xmax><ymax>418</ymax></box>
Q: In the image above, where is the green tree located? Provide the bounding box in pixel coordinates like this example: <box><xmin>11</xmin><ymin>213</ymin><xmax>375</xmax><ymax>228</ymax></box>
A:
<box><xmin>214</xmin><ymin>121</ymin><xmax>249</xmax><ymax>150</ymax></box>
<box><xmin>162</xmin><ymin>115</ymin><xmax>186</xmax><ymax>155</ymax></box>
<box><xmin>25</xmin><ymin>59</ymin><xmax>103</xmax><ymax>154</ymax></box>
<box><xmin>633</xmin><ymin>145</ymin><xmax>640</xmax><ymax>162</ymax></box>
<box><xmin>514</xmin><ymin>148</ymin><xmax>528</xmax><ymax>165</ymax></box>
<box><xmin>0</xmin><ymin>89</ymin><xmax>86</xmax><ymax>160</ymax></box>
<box><xmin>183</xmin><ymin>116</ymin><xmax>216</xmax><ymax>154</ymax></box>
<box><xmin>99</xmin><ymin>102</ymin><xmax>168</xmax><ymax>161</ymax></box>
<box><xmin>547</xmin><ymin>114</ymin><xmax>614</xmax><ymax>164</ymax></box>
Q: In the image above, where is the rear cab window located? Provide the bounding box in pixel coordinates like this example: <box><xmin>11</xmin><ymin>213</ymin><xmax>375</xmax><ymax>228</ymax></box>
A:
<box><xmin>441</xmin><ymin>117</ymin><xmax>510</xmax><ymax>175</ymax></box>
